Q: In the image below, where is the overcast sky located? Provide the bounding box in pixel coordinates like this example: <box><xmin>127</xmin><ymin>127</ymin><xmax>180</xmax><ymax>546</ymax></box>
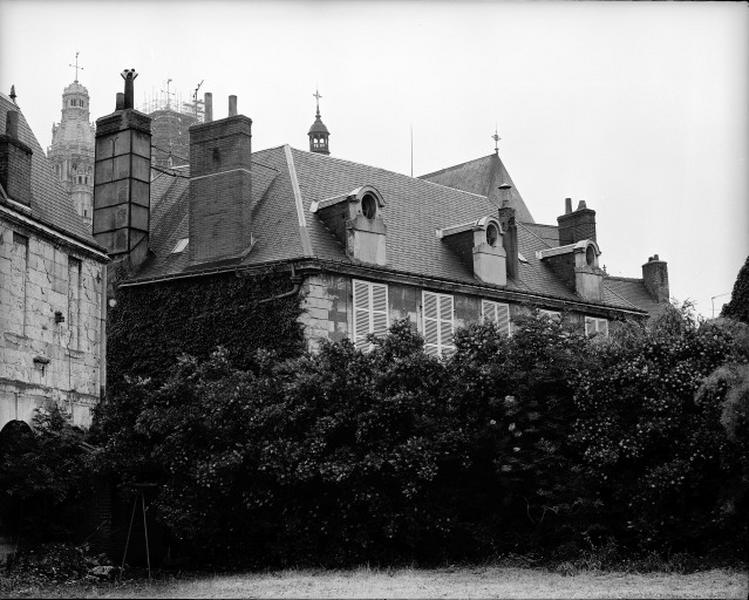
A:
<box><xmin>1</xmin><ymin>0</ymin><xmax>747</xmax><ymax>318</ymax></box>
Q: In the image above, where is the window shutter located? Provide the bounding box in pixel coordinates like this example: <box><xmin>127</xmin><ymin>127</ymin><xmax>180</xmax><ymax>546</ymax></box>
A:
<box><xmin>353</xmin><ymin>280</ymin><xmax>389</xmax><ymax>349</ymax></box>
<box><xmin>482</xmin><ymin>300</ymin><xmax>511</xmax><ymax>336</ymax></box>
<box><xmin>439</xmin><ymin>294</ymin><xmax>454</xmax><ymax>353</ymax></box>
<box><xmin>599</xmin><ymin>319</ymin><xmax>609</xmax><ymax>336</ymax></box>
<box><xmin>353</xmin><ymin>280</ymin><xmax>371</xmax><ymax>349</ymax></box>
<box><xmin>481</xmin><ymin>299</ymin><xmax>497</xmax><ymax>323</ymax></box>
<box><xmin>423</xmin><ymin>291</ymin><xmax>454</xmax><ymax>357</ymax></box>
<box><xmin>371</xmin><ymin>282</ymin><xmax>389</xmax><ymax>338</ymax></box>
<box><xmin>423</xmin><ymin>291</ymin><xmax>439</xmax><ymax>356</ymax></box>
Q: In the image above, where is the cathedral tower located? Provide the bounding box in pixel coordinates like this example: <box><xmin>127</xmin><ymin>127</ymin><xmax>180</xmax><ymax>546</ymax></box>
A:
<box><xmin>48</xmin><ymin>55</ymin><xmax>95</xmax><ymax>229</ymax></box>
<box><xmin>308</xmin><ymin>89</ymin><xmax>330</xmax><ymax>155</ymax></box>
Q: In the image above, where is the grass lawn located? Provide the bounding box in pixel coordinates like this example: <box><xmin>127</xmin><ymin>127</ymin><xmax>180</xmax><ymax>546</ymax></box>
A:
<box><xmin>5</xmin><ymin>566</ymin><xmax>748</xmax><ymax>599</ymax></box>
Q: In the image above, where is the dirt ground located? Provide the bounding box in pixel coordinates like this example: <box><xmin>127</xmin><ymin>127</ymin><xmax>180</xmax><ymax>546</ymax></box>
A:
<box><xmin>7</xmin><ymin>566</ymin><xmax>748</xmax><ymax>599</ymax></box>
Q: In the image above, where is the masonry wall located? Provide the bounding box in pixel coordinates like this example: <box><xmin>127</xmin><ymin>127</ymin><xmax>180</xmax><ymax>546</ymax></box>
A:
<box><xmin>299</xmin><ymin>272</ymin><xmax>594</xmax><ymax>352</ymax></box>
<box><xmin>0</xmin><ymin>218</ymin><xmax>105</xmax><ymax>429</ymax></box>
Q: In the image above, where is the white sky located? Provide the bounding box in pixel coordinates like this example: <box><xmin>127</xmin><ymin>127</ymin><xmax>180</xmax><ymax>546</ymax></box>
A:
<box><xmin>1</xmin><ymin>0</ymin><xmax>747</xmax><ymax>318</ymax></box>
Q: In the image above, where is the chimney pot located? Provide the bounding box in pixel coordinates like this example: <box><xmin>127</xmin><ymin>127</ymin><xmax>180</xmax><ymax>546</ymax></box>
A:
<box><xmin>498</xmin><ymin>182</ymin><xmax>512</xmax><ymax>208</ymax></box>
<box><xmin>121</xmin><ymin>68</ymin><xmax>138</xmax><ymax>110</ymax></box>
<box><xmin>228</xmin><ymin>95</ymin><xmax>237</xmax><ymax>117</ymax></box>
<box><xmin>204</xmin><ymin>92</ymin><xmax>213</xmax><ymax>122</ymax></box>
<box><xmin>564</xmin><ymin>197</ymin><xmax>572</xmax><ymax>214</ymax></box>
<box><xmin>115</xmin><ymin>92</ymin><xmax>125</xmax><ymax>111</ymax></box>
<box><xmin>577</xmin><ymin>200</ymin><xmax>587</xmax><ymax>210</ymax></box>
<box><xmin>5</xmin><ymin>111</ymin><xmax>19</xmax><ymax>139</ymax></box>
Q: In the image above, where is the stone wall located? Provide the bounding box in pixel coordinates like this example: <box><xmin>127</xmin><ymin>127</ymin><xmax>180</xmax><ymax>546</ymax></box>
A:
<box><xmin>0</xmin><ymin>219</ymin><xmax>105</xmax><ymax>428</ymax></box>
<box><xmin>298</xmin><ymin>273</ymin><xmax>585</xmax><ymax>352</ymax></box>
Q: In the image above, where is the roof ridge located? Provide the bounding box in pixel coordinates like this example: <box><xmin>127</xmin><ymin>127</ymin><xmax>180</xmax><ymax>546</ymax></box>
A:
<box><xmin>417</xmin><ymin>153</ymin><xmax>495</xmax><ymax>179</ymax></box>
<box><xmin>606</xmin><ymin>275</ymin><xmax>645</xmax><ymax>282</ymax></box>
<box><xmin>289</xmin><ymin>145</ymin><xmax>490</xmax><ymax>201</ymax></box>
<box><xmin>283</xmin><ymin>144</ymin><xmax>313</xmax><ymax>256</ymax></box>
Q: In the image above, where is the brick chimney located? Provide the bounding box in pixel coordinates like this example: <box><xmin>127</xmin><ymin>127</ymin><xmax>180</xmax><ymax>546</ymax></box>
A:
<box><xmin>642</xmin><ymin>254</ymin><xmax>670</xmax><ymax>303</ymax></box>
<box><xmin>188</xmin><ymin>95</ymin><xmax>252</xmax><ymax>264</ymax></box>
<box><xmin>498</xmin><ymin>182</ymin><xmax>518</xmax><ymax>280</ymax></box>
<box><xmin>0</xmin><ymin>110</ymin><xmax>33</xmax><ymax>206</ymax></box>
<box><xmin>93</xmin><ymin>69</ymin><xmax>152</xmax><ymax>268</ymax></box>
<box><xmin>557</xmin><ymin>198</ymin><xmax>596</xmax><ymax>245</ymax></box>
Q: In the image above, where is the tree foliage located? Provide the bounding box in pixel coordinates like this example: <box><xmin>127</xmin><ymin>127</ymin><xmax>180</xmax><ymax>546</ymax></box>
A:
<box><xmin>90</xmin><ymin>308</ymin><xmax>749</xmax><ymax>565</ymax></box>
<box><xmin>721</xmin><ymin>255</ymin><xmax>749</xmax><ymax>324</ymax></box>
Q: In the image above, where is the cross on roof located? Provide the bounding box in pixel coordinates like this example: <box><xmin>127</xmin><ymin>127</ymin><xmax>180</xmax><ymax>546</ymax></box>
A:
<box><xmin>492</xmin><ymin>125</ymin><xmax>501</xmax><ymax>153</ymax></box>
<box><xmin>313</xmin><ymin>89</ymin><xmax>322</xmax><ymax>116</ymax></box>
<box><xmin>69</xmin><ymin>51</ymin><xmax>84</xmax><ymax>83</ymax></box>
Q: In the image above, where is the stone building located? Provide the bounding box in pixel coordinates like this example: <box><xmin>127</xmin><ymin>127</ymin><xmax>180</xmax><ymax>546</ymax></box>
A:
<box><xmin>0</xmin><ymin>89</ymin><xmax>108</xmax><ymax>430</ymax></box>
<box><xmin>48</xmin><ymin>78</ymin><xmax>96</xmax><ymax>230</ymax></box>
<box><xmin>96</xmin><ymin>74</ymin><xmax>669</xmax><ymax>359</ymax></box>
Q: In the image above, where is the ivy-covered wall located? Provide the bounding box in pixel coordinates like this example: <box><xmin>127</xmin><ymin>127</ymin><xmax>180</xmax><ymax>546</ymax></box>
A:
<box><xmin>107</xmin><ymin>270</ymin><xmax>305</xmax><ymax>392</ymax></box>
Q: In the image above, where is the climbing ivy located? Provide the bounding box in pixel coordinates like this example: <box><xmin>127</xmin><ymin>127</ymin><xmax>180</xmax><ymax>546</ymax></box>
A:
<box><xmin>106</xmin><ymin>270</ymin><xmax>305</xmax><ymax>393</ymax></box>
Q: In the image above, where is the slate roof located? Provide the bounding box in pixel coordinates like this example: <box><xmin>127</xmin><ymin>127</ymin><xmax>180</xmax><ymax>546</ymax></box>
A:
<box><xmin>132</xmin><ymin>144</ymin><xmax>657</xmax><ymax>316</ymax></box>
<box><xmin>419</xmin><ymin>153</ymin><xmax>535</xmax><ymax>224</ymax></box>
<box><xmin>0</xmin><ymin>92</ymin><xmax>101</xmax><ymax>250</ymax></box>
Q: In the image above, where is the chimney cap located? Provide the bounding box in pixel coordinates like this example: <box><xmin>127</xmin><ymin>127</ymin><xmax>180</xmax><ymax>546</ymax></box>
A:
<box><xmin>577</xmin><ymin>200</ymin><xmax>587</xmax><ymax>210</ymax></box>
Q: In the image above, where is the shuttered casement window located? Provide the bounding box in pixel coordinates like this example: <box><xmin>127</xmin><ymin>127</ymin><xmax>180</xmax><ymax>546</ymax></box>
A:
<box><xmin>352</xmin><ymin>279</ymin><xmax>389</xmax><ymax>349</ymax></box>
<box><xmin>481</xmin><ymin>300</ymin><xmax>511</xmax><ymax>336</ymax></box>
<box><xmin>422</xmin><ymin>291</ymin><xmax>455</xmax><ymax>357</ymax></box>
<box><xmin>585</xmin><ymin>316</ymin><xmax>609</xmax><ymax>337</ymax></box>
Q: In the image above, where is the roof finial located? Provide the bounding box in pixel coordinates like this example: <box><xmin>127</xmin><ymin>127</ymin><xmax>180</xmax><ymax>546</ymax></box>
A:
<box><xmin>313</xmin><ymin>88</ymin><xmax>322</xmax><ymax>118</ymax></box>
<box><xmin>492</xmin><ymin>124</ymin><xmax>501</xmax><ymax>154</ymax></box>
<box><xmin>69</xmin><ymin>51</ymin><xmax>84</xmax><ymax>83</ymax></box>
<box><xmin>9</xmin><ymin>84</ymin><xmax>16</xmax><ymax>104</ymax></box>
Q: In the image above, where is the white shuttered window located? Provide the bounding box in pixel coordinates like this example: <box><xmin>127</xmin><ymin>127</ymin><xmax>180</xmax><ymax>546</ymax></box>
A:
<box><xmin>481</xmin><ymin>300</ymin><xmax>511</xmax><ymax>336</ymax></box>
<box><xmin>352</xmin><ymin>280</ymin><xmax>389</xmax><ymax>349</ymax></box>
<box><xmin>585</xmin><ymin>316</ymin><xmax>609</xmax><ymax>337</ymax></box>
<box><xmin>422</xmin><ymin>291</ymin><xmax>455</xmax><ymax>357</ymax></box>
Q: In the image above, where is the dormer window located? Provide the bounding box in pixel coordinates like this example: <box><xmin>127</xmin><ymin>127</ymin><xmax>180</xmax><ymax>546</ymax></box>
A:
<box><xmin>437</xmin><ymin>216</ymin><xmax>507</xmax><ymax>286</ymax></box>
<box><xmin>311</xmin><ymin>185</ymin><xmax>387</xmax><ymax>265</ymax></box>
<box><xmin>486</xmin><ymin>222</ymin><xmax>499</xmax><ymax>247</ymax></box>
<box><xmin>361</xmin><ymin>193</ymin><xmax>377</xmax><ymax>219</ymax></box>
<box><xmin>586</xmin><ymin>244</ymin><xmax>596</xmax><ymax>267</ymax></box>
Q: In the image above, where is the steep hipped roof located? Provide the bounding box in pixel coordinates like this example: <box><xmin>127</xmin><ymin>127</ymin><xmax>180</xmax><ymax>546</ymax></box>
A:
<box><xmin>0</xmin><ymin>92</ymin><xmax>99</xmax><ymax>248</ymax></box>
<box><xmin>131</xmin><ymin>144</ymin><xmax>654</xmax><ymax>316</ymax></box>
<box><xmin>419</xmin><ymin>153</ymin><xmax>535</xmax><ymax>224</ymax></box>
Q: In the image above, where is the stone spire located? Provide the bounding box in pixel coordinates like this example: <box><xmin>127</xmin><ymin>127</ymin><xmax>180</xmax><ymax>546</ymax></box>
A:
<box><xmin>308</xmin><ymin>89</ymin><xmax>330</xmax><ymax>155</ymax></box>
<box><xmin>48</xmin><ymin>66</ymin><xmax>95</xmax><ymax>229</ymax></box>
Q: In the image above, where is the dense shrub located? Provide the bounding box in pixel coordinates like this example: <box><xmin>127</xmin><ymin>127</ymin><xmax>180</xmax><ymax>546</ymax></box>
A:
<box><xmin>0</xmin><ymin>405</ymin><xmax>93</xmax><ymax>544</ymax></box>
<box><xmin>90</xmin><ymin>307</ymin><xmax>749</xmax><ymax>566</ymax></box>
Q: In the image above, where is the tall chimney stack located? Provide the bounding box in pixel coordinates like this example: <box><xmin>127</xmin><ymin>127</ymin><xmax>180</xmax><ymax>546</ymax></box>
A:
<box><xmin>188</xmin><ymin>95</ymin><xmax>252</xmax><ymax>264</ymax></box>
<box><xmin>642</xmin><ymin>254</ymin><xmax>670</xmax><ymax>303</ymax></box>
<box><xmin>558</xmin><ymin>198</ymin><xmax>596</xmax><ymax>245</ymax></box>
<box><xmin>93</xmin><ymin>69</ymin><xmax>152</xmax><ymax>269</ymax></box>
<box><xmin>498</xmin><ymin>183</ymin><xmax>518</xmax><ymax>280</ymax></box>
<box><xmin>0</xmin><ymin>110</ymin><xmax>33</xmax><ymax>206</ymax></box>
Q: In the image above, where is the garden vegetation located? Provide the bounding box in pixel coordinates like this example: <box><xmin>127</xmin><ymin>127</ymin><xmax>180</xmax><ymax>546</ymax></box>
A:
<box><xmin>2</xmin><ymin>302</ymin><xmax>748</xmax><ymax>569</ymax></box>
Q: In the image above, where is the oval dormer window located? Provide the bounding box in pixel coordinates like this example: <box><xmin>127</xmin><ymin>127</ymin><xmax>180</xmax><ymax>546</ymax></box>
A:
<box><xmin>486</xmin><ymin>222</ymin><xmax>499</xmax><ymax>247</ymax></box>
<box><xmin>361</xmin><ymin>193</ymin><xmax>377</xmax><ymax>219</ymax></box>
<box><xmin>586</xmin><ymin>244</ymin><xmax>596</xmax><ymax>266</ymax></box>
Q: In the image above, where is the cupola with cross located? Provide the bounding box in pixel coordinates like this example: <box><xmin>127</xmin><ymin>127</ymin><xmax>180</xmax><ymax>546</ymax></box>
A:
<box><xmin>308</xmin><ymin>89</ymin><xmax>330</xmax><ymax>155</ymax></box>
<box><xmin>48</xmin><ymin>51</ymin><xmax>96</xmax><ymax>228</ymax></box>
